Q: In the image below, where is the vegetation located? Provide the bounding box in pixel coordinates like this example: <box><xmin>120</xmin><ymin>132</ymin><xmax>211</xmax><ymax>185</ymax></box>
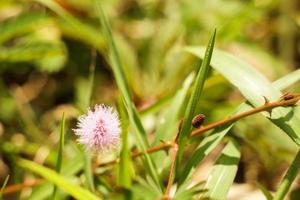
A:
<box><xmin>1</xmin><ymin>0</ymin><xmax>300</xmax><ymax>199</ymax></box>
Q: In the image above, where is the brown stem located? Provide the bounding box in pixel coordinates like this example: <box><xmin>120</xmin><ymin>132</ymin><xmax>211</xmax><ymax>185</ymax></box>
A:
<box><xmin>96</xmin><ymin>93</ymin><xmax>300</xmax><ymax>168</ymax></box>
<box><xmin>162</xmin><ymin>143</ymin><xmax>178</xmax><ymax>200</ymax></box>
<box><xmin>191</xmin><ymin>93</ymin><xmax>300</xmax><ymax>137</ymax></box>
<box><xmin>98</xmin><ymin>141</ymin><xmax>175</xmax><ymax>167</ymax></box>
<box><xmin>1</xmin><ymin>179</ymin><xmax>44</xmax><ymax>195</ymax></box>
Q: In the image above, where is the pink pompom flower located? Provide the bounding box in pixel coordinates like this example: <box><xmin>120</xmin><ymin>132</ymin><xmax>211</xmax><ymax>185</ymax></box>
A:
<box><xmin>73</xmin><ymin>104</ymin><xmax>121</xmax><ymax>152</ymax></box>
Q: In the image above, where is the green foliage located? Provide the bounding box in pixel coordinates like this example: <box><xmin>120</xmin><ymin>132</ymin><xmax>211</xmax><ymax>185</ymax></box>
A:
<box><xmin>95</xmin><ymin>0</ymin><xmax>161</xmax><ymax>190</ymax></box>
<box><xmin>1</xmin><ymin>0</ymin><xmax>300</xmax><ymax>199</ymax></box>
<box><xmin>274</xmin><ymin>150</ymin><xmax>300</xmax><ymax>200</ymax></box>
<box><xmin>187</xmin><ymin>47</ymin><xmax>300</xmax><ymax>145</ymax></box>
<box><xmin>17</xmin><ymin>158</ymin><xmax>100</xmax><ymax>200</ymax></box>
<box><xmin>0</xmin><ymin>175</ymin><xmax>9</xmax><ymax>200</ymax></box>
<box><xmin>52</xmin><ymin>113</ymin><xmax>65</xmax><ymax>199</ymax></box>
<box><xmin>177</xmin><ymin>30</ymin><xmax>216</xmax><ymax>165</ymax></box>
<box><xmin>200</xmin><ymin>140</ymin><xmax>241</xmax><ymax>200</ymax></box>
<box><xmin>179</xmin><ymin>68</ymin><xmax>300</xmax><ymax>185</ymax></box>
<box><xmin>117</xmin><ymin>98</ymin><xmax>135</xmax><ymax>189</ymax></box>
<box><xmin>0</xmin><ymin>11</ymin><xmax>67</xmax><ymax>72</ymax></box>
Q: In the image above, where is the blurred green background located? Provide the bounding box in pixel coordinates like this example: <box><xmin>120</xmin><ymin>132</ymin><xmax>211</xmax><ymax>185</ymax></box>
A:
<box><xmin>0</xmin><ymin>0</ymin><xmax>300</xmax><ymax>199</ymax></box>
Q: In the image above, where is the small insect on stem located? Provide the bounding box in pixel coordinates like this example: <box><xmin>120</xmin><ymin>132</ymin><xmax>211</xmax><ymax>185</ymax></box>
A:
<box><xmin>281</xmin><ymin>92</ymin><xmax>295</xmax><ymax>101</ymax></box>
<box><xmin>192</xmin><ymin>114</ymin><xmax>206</xmax><ymax>128</ymax></box>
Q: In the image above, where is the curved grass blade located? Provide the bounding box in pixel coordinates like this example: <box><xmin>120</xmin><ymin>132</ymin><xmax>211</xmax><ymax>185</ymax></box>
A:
<box><xmin>153</xmin><ymin>73</ymin><xmax>194</xmax><ymax>145</ymax></box>
<box><xmin>17</xmin><ymin>158</ymin><xmax>100</xmax><ymax>200</ymax></box>
<box><xmin>0</xmin><ymin>175</ymin><xmax>9</xmax><ymax>200</ymax></box>
<box><xmin>174</xmin><ymin>181</ymin><xmax>206</xmax><ymax>200</ymax></box>
<box><xmin>52</xmin><ymin>113</ymin><xmax>65</xmax><ymax>199</ymax></box>
<box><xmin>151</xmin><ymin>73</ymin><xmax>194</xmax><ymax>169</ymax></box>
<box><xmin>256</xmin><ymin>182</ymin><xmax>273</xmax><ymax>200</ymax></box>
<box><xmin>200</xmin><ymin>140</ymin><xmax>240</xmax><ymax>200</ymax></box>
<box><xmin>177</xmin><ymin>30</ymin><xmax>216</xmax><ymax>162</ymax></box>
<box><xmin>186</xmin><ymin>47</ymin><xmax>300</xmax><ymax>145</ymax></box>
<box><xmin>94</xmin><ymin>0</ymin><xmax>161</xmax><ymax>190</ymax></box>
<box><xmin>179</xmin><ymin>68</ymin><xmax>300</xmax><ymax>184</ymax></box>
<box><xmin>274</xmin><ymin>149</ymin><xmax>300</xmax><ymax>200</ymax></box>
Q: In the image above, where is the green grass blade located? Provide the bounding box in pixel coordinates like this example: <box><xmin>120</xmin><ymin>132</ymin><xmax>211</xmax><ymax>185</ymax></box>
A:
<box><xmin>83</xmin><ymin>51</ymin><xmax>96</xmax><ymax>192</ymax></box>
<box><xmin>186</xmin><ymin>47</ymin><xmax>300</xmax><ymax>145</ymax></box>
<box><xmin>274</xmin><ymin>149</ymin><xmax>300</xmax><ymax>200</ymax></box>
<box><xmin>17</xmin><ymin>158</ymin><xmax>100</xmax><ymax>200</ymax></box>
<box><xmin>83</xmin><ymin>154</ymin><xmax>95</xmax><ymax>192</ymax></box>
<box><xmin>151</xmin><ymin>73</ymin><xmax>194</xmax><ymax>169</ymax></box>
<box><xmin>179</xmin><ymin>68</ymin><xmax>300</xmax><ymax>184</ymax></box>
<box><xmin>177</xmin><ymin>30</ymin><xmax>216</xmax><ymax>161</ymax></box>
<box><xmin>117</xmin><ymin>98</ymin><xmax>135</xmax><ymax>189</ymax></box>
<box><xmin>0</xmin><ymin>174</ymin><xmax>9</xmax><ymax>200</ymax></box>
<box><xmin>200</xmin><ymin>140</ymin><xmax>240</xmax><ymax>200</ymax></box>
<box><xmin>256</xmin><ymin>182</ymin><xmax>273</xmax><ymax>200</ymax></box>
<box><xmin>272</xmin><ymin>69</ymin><xmax>300</xmax><ymax>91</ymax></box>
<box><xmin>94</xmin><ymin>0</ymin><xmax>161</xmax><ymax>189</ymax></box>
<box><xmin>153</xmin><ymin>73</ymin><xmax>194</xmax><ymax>145</ymax></box>
<box><xmin>52</xmin><ymin>113</ymin><xmax>65</xmax><ymax>199</ymax></box>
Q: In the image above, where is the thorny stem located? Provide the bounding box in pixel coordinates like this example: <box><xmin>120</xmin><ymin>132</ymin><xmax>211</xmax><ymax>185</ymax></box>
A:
<box><xmin>191</xmin><ymin>93</ymin><xmax>300</xmax><ymax>137</ymax></box>
<box><xmin>97</xmin><ymin>93</ymin><xmax>300</xmax><ymax>168</ymax></box>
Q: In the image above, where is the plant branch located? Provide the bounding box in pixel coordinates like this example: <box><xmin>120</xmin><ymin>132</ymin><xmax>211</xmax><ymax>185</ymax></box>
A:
<box><xmin>191</xmin><ymin>93</ymin><xmax>300</xmax><ymax>137</ymax></box>
<box><xmin>97</xmin><ymin>93</ymin><xmax>300</xmax><ymax>168</ymax></box>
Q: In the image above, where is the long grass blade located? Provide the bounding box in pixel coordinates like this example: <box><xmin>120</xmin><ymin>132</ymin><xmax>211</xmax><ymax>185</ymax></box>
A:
<box><xmin>0</xmin><ymin>175</ymin><xmax>10</xmax><ymax>200</ymax></box>
<box><xmin>52</xmin><ymin>113</ymin><xmax>65</xmax><ymax>199</ymax></box>
<box><xmin>94</xmin><ymin>0</ymin><xmax>161</xmax><ymax>189</ymax></box>
<box><xmin>177</xmin><ymin>30</ymin><xmax>216</xmax><ymax>162</ymax></box>
<box><xmin>83</xmin><ymin>50</ymin><xmax>97</xmax><ymax>192</ymax></box>
<box><xmin>117</xmin><ymin>98</ymin><xmax>135</xmax><ymax>189</ymax></box>
<box><xmin>274</xmin><ymin>149</ymin><xmax>300</xmax><ymax>200</ymax></box>
<box><xmin>17</xmin><ymin>158</ymin><xmax>100</xmax><ymax>200</ymax></box>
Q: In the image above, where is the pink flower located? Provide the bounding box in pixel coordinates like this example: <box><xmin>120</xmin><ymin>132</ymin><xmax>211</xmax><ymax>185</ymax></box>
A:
<box><xmin>73</xmin><ymin>104</ymin><xmax>121</xmax><ymax>152</ymax></box>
